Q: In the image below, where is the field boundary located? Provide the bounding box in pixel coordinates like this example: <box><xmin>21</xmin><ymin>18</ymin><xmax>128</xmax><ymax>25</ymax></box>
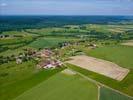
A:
<box><xmin>70</xmin><ymin>68</ymin><xmax>133</xmax><ymax>99</ymax></box>
<box><xmin>98</xmin><ymin>86</ymin><xmax>100</xmax><ymax>100</ymax></box>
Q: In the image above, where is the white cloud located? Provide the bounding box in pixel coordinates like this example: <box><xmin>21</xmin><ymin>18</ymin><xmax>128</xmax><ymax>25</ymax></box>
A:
<box><xmin>0</xmin><ymin>3</ymin><xmax>7</xmax><ymax>7</ymax></box>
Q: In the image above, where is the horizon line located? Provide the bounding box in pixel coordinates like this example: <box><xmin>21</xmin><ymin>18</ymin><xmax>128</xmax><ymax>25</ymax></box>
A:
<box><xmin>0</xmin><ymin>14</ymin><xmax>133</xmax><ymax>16</ymax></box>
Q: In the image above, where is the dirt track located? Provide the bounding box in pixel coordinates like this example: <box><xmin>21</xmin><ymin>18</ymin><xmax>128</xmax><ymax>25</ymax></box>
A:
<box><xmin>66</xmin><ymin>55</ymin><xmax>129</xmax><ymax>81</ymax></box>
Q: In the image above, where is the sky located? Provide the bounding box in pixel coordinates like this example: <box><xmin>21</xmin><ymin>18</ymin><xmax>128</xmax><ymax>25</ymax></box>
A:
<box><xmin>0</xmin><ymin>0</ymin><xmax>133</xmax><ymax>15</ymax></box>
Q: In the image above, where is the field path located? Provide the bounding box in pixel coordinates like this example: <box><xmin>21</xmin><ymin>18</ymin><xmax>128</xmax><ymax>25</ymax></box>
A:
<box><xmin>98</xmin><ymin>86</ymin><xmax>100</xmax><ymax>100</ymax></box>
<box><xmin>70</xmin><ymin>69</ymin><xmax>133</xmax><ymax>99</ymax></box>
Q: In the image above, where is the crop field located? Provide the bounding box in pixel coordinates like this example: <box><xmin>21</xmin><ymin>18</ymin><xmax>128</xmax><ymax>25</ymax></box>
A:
<box><xmin>0</xmin><ymin>60</ymin><xmax>64</xmax><ymax>100</ymax></box>
<box><xmin>88</xmin><ymin>45</ymin><xmax>133</xmax><ymax>69</ymax></box>
<box><xmin>68</xmin><ymin>64</ymin><xmax>133</xmax><ymax>96</ymax></box>
<box><xmin>14</xmin><ymin>70</ymin><xmax>98</xmax><ymax>100</ymax></box>
<box><xmin>66</xmin><ymin>55</ymin><xmax>129</xmax><ymax>81</ymax></box>
<box><xmin>86</xmin><ymin>24</ymin><xmax>133</xmax><ymax>34</ymax></box>
<box><xmin>0</xmin><ymin>31</ymin><xmax>37</xmax><ymax>56</ymax></box>
<box><xmin>2</xmin><ymin>31</ymin><xmax>31</xmax><ymax>36</ymax></box>
<box><xmin>29</xmin><ymin>37</ymin><xmax>80</xmax><ymax>49</ymax></box>
<box><xmin>100</xmin><ymin>87</ymin><xmax>132</xmax><ymax>100</ymax></box>
<box><xmin>26</xmin><ymin>27</ymin><xmax>87</xmax><ymax>35</ymax></box>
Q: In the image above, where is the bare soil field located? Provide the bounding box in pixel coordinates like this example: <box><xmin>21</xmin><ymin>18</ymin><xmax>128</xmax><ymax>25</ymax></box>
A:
<box><xmin>66</xmin><ymin>55</ymin><xmax>129</xmax><ymax>81</ymax></box>
<box><xmin>121</xmin><ymin>40</ymin><xmax>133</xmax><ymax>46</ymax></box>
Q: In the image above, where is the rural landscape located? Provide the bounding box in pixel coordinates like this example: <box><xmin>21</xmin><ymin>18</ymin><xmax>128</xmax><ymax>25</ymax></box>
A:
<box><xmin>0</xmin><ymin>0</ymin><xmax>133</xmax><ymax>100</ymax></box>
<box><xmin>0</xmin><ymin>16</ymin><xmax>133</xmax><ymax>100</ymax></box>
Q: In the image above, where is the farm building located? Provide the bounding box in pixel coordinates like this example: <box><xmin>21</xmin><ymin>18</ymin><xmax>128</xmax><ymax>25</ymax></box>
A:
<box><xmin>37</xmin><ymin>59</ymin><xmax>63</xmax><ymax>69</ymax></box>
<box><xmin>36</xmin><ymin>49</ymin><xmax>53</xmax><ymax>58</ymax></box>
<box><xmin>85</xmin><ymin>43</ymin><xmax>98</xmax><ymax>49</ymax></box>
<box><xmin>16</xmin><ymin>58</ymin><xmax>22</xmax><ymax>64</ymax></box>
<box><xmin>0</xmin><ymin>35</ymin><xmax>11</xmax><ymax>39</ymax></box>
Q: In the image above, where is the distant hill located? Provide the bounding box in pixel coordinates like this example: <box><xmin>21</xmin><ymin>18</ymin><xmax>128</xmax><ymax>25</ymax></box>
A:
<box><xmin>0</xmin><ymin>16</ymin><xmax>133</xmax><ymax>32</ymax></box>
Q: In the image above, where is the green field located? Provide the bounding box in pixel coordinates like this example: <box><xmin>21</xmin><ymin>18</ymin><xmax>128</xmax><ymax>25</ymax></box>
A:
<box><xmin>88</xmin><ymin>45</ymin><xmax>133</xmax><ymax>69</ymax></box>
<box><xmin>14</xmin><ymin>72</ymin><xmax>98</xmax><ymax>100</ymax></box>
<box><xmin>68</xmin><ymin>64</ymin><xmax>133</xmax><ymax>96</ymax></box>
<box><xmin>85</xmin><ymin>24</ymin><xmax>133</xmax><ymax>34</ymax></box>
<box><xmin>100</xmin><ymin>87</ymin><xmax>132</xmax><ymax>100</ymax></box>
<box><xmin>0</xmin><ymin>60</ymin><xmax>64</xmax><ymax>100</ymax></box>
<box><xmin>29</xmin><ymin>37</ymin><xmax>79</xmax><ymax>49</ymax></box>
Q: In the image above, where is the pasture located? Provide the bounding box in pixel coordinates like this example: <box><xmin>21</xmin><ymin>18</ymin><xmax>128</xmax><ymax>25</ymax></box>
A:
<box><xmin>100</xmin><ymin>87</ymin><xmax>133</xmax><ymax>100</ymax></box>
<box><xmin>14</xmin><ymin>71</ymin><xmax>98</xmax><ymax>100</ymax></box>
<box><xmin>67</xmin><ymin>64</ymin><xmax>133</xmax><ymax>96</ymax></box>
<box><xmin>86</xmin><ymin>24</ymin><xmax>133</xmax><ymax>34</ymax></box>
<box><xmin>0</xmin><ymin>60</ymin><xmax>64</xmax><ymax>100</ymax></box>
<box><xmin>88</xmin><ymin>45</ymin><xmax>133</xmax><ymax>69</ymax></box>
<box><xmin>29</xmin><ymin>37</ymin><xmax>79</xmax><ymax>49</ymax></box>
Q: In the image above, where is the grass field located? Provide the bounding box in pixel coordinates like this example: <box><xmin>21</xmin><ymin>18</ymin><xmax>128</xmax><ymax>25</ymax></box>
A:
<box><xmin>29</xmin><ymin>37</ymin><xmax>79</xmax><ymax>49</ymax></box>
<box><xmin>0</xmin><ymin>46</ymin><xmax>34</xmax><ymax>57</ymax></box>
<box><xmin>88</xmin><ymin>45</ymin><xmax>133</xmax><ymax>69</ymax></box>
<box><xmin>0</xmin><ymin>61</ymin><xmax>36</xmax><ymax>87</ymax></box>
<box><xmin>67</xmin><ymin>64</ymin><xmax>133</xmax><ymax>96</ymax></box>
<box><xmin>0</xmin><ymin>30</ymin><xmax>34</xmax><ymax>55</ymax></box>
<box><xmin>100</xmin><ymin>87</ymin><xmax>132</xmax><ymax>100</ymax></box>
<box><xmin>0</xmin><ymin>60</ymin><xmax>64</xmax><ymax>100</ymax></box>
<box><xmin>86</xmin><ymin>24</ymin><xmax>133</xmax><ymax>34</ymax></box>
<box><xmin>14</xmin><ymin>71</ymin><xmax>98</xmax><ymax>100</ymax></box>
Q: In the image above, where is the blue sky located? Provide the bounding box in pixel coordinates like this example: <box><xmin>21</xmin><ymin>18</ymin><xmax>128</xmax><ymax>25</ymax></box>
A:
<box><xmin>0</xmin><ymin>0</ymin><xmax>133</xmax><ymax>15</ymax></box>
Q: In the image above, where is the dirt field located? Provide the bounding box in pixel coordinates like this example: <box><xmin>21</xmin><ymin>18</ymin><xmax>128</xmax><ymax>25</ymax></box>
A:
<box><xmin>66</xmin><ymin>55</ymin><xmax>129</xmax><ymax>81</ymax></box>
<box><xmin>121</xmin><ymin>40</ymin><xmax>133</xmax><ymax>46</ymax></box>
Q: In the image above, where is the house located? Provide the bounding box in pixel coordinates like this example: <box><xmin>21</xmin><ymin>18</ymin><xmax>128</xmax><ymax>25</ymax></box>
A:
<box><xmin>37</xmin><ymin>60</ymin><xmax>50</xmax><ymax>68</ymax></box>
<box><xmin>0</xmin><ymin>35</ymin><xmax>5</xmax><ymax>38</ymax></box>
<box><xmin>37</xmin><ymin>59</ymin><xmax>63</xmax><ymax>69</ymax></box>
<box><xmin>86</xmin><ymin>43</ymin><xmax>97</xmax><ymax>49</ymax></box>
<box><xmin>0</xmin><ymin>35</ymin><xmax>10</xmax><ymax>39</ymax></box>
<box><xmin>16</xmin><ymin>58</ymin><xmax>22</xmax><ymax>64</ymax></box>
<box><xmin>36</xmin><ymin>49</ymin><xmax>53</xmax><ymax>58</ymax></box>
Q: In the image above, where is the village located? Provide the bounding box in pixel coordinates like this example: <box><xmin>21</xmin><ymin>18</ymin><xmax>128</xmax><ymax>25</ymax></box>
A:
<box><xmin>15</xmin><ymin>48</ymin><xmax>64</xmax><ymax>69</ymax></box>
<box><xmin>0</xmin><ymin>40</ymin><xmax>98</xmax><ymax>69</ymax></box>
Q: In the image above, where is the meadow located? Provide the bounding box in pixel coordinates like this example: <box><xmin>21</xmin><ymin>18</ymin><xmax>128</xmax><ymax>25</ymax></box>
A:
<box><xmin>67</xmin><ymin>63</ymin><xmax>133</xmax><ymax>96</ymax></box>
<box><xmin>29</xmin><ymin>37</ymin><xmax>80</xmax><ymax>49</ymax></box>
<box><xmin>14</xmin><ymin>72</ymin><xmax>98</xmax><ymax>100</ymax></box>
<box><xmin>88</xmin><ymin>45</ymin><xmax>133</xmax><ymax>69</ymax></box>
<box><xmin>0</xmin><ymin>60</ymin><xmax>64</xmax><ymax>100</ymax></box>
<box><xmin>100</xmin><ymin>87</ymin><xmax>132</xmax><ymax>100</ymax></box>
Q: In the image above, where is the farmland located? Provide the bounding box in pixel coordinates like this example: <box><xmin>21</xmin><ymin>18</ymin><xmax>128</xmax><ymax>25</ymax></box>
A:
<box><xmin>88</xmin><ymin>45</ymin><xmax>133</xmax><ymax>69</ymax></box>
<box><xmin>66</xmin><ymin>55</ymin><xmax>129</xmax><ymax>81</ymax></box>
<box><xmin>100</xmin><ymin>87</ymin><xmax>132</xmax><ymax>100</ymax></box>
<box><xmin>0</xmin><ymin>61</ymin><xmax>64</xmax><ymax>100</ymax></box>
<box><xmin>68</xmin><ymin>63</ymin><xmax>133</xmax><ymax>96</ymax></box>
<box><xmin>14</xmin><ymin>71</ymin><xmax>98</xmax><ymax>100</ymax></box>
<box><xmin>29</xmin><ymin>37</ymin><xmax>80</xmax><ymax>49</ymax></box>
<box><xmin>0</xmin><ymin>16</ymin><xmax>133</xmax><ymax>100</ymax></box>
